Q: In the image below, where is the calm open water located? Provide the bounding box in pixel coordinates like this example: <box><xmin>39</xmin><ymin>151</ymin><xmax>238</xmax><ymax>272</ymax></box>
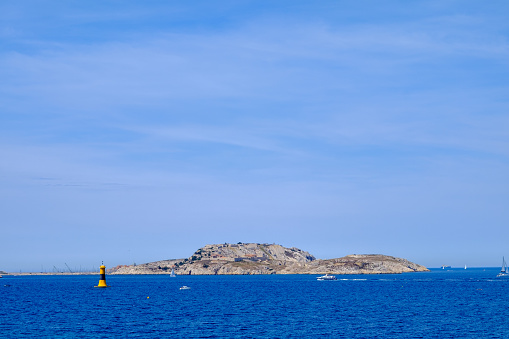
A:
<box><xmin>1</xmin><ymin>268</ymin><xmax>509</xmax><ymax>338</ymax></box>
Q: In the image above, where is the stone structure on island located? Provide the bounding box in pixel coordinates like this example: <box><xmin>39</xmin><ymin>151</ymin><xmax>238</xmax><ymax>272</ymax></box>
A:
<box><xmin>110</xmin><ymin>242</ymin><xmax>429</xmax><ymax>275</ymax></box>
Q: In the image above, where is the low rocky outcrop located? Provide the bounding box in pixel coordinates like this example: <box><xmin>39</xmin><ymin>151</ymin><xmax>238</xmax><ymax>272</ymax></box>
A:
<box><xmin>109</xmin><ymin>243</ymin><xmax>428</xmax><ymax>275</ymax></box>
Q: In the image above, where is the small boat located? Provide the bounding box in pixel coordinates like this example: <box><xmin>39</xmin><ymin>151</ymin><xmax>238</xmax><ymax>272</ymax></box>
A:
<box><xmin>317</xmin><ymin>274</ymin><xmax>337</xmax><ymax>281</ymax></box>
<box><xmin>441</xmin><ymin>265</ymin><xmax>451</xmax><ymax>269</ymax></box>
<box><xmin>179</xmin><ymin>286</ymin><xmax>191</xmax><ymax>290</ymax></box>
<box><xmin>497</xmin><ymin>257</ymin><xmax>509</xmax><ymax>277</ymax></box>
<box><xmin>170</xmin><ymin>268</ymin><xmax>176</xmax><ymax>278</ymax></box>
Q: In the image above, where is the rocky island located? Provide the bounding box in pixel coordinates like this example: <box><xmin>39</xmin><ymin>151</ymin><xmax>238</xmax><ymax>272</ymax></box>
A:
<box><xmin>110</xmin><ymin>243</ymin><xmax>428</xmax><ymax>275</ymax></box>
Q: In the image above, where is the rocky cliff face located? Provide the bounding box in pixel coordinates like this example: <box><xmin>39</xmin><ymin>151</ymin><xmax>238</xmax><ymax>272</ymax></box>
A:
<box><xmin>110</xmin><ymin>243</ymin><xmax>428</xmax><ymax>275</ymax></box>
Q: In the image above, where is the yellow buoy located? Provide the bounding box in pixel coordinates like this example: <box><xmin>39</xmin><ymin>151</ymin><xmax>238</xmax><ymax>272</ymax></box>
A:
<box><xmin>94</xmin><ymin>264</ymin><xmax>109</xmax><ymax>288</ymax></box>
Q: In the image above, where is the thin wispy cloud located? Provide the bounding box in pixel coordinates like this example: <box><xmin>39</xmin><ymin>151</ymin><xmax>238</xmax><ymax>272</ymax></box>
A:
<box><xmin>1</xmin><ymin>1</ymin><xmax>508</xmax><ymax>270</ymax></box>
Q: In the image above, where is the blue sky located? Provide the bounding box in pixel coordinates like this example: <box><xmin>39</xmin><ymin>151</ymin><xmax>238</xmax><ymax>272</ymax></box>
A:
<box><xmin>1</xmin><ymin>1</ymin><xmax>508</xmax><ymax>271</ymax></box>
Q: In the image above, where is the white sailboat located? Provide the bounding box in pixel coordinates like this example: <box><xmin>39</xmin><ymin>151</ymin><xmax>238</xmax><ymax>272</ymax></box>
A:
<box><xmin>497</xmin><ymin>257</ymin><xmax>509</xmax><ymax>277</ymax></box>
<box><xmin>170</xmin><ymin>268</ymin><xmax>176</xmax><ymax>277</ymax></box>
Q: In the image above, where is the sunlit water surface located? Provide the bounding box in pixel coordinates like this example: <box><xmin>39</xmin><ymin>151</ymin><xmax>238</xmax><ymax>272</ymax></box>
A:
<box><xmin>2</xmin><ymin>268</ymin><xmax>508</xmax><ymax>338</ymax></box>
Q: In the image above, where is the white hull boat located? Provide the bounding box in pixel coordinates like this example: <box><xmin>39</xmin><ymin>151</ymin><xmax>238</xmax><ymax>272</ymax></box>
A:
<box><xmin>497</xmin><ymin>257</ymin><xmax>509</xmax><ymax>277</ymax></box>
<box><xmin>317</xmin><ymin>274</ymin><xmax>337</xmax><ymax>281</ymax></box>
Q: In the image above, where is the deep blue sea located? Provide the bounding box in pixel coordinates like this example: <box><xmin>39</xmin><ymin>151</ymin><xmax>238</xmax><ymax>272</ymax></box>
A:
<box><xmin>1</xmin><ymin>268</ymin><xmax>509</xmax><ymax>338</ymax></box>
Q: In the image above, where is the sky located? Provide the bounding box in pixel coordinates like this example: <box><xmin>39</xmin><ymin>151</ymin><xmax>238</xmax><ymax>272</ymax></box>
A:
<box><xmin>1</xmin><ymin>1</ymin><xmax>508</xmax><ymax>272</ymax></box>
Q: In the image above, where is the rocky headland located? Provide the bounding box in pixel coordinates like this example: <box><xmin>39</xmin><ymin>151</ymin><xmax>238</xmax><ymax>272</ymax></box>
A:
<box><xmin>110</xmin><ymin>243</ymin><xmax>428</xmax><ymax>275</ymax></box>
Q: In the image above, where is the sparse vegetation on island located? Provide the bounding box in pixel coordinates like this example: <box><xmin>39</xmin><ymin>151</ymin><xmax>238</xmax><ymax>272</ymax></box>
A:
<box><xmin>109</xmin><ymin>243</ymin><xmax>428</xmax><ymax>275</ymax></box>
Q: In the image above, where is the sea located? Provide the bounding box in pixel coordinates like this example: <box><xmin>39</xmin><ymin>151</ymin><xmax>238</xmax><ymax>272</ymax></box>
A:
<box><xmin>1</xmin><ymin>268</ymin><xmax>509</xmax><ymax>338</ymax></box>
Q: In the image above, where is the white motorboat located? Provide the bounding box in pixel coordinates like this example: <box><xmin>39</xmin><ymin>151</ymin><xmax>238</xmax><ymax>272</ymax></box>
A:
<box><xmin>179</xmin><ymin>286</ymin><xmax>191</xmax><ymax>290</ymax></box>
<box><xmin>317</xmin><ymin>274</ymin><xmax>337</xmax><ymax>281</ymax></box>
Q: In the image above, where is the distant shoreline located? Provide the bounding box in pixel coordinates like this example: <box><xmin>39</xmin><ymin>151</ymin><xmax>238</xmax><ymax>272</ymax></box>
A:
<box><xmin>3</xmin><ymin>267</ymin><xmax>496</xmax><ymax>276</ymax></box>
<box><xmin>4</xmin><ymin>242</ymin><xmax>432</xmax><ymax>275</ymax></box>
<box><xmin>4</xmin><ymin>272</ymin><xmax>98</xmax><ymax>276</ymax></box>
<box><xmin>5</xmin><ymin>271</ymin><xmax>425</xmax><ymax>276</ymax></box>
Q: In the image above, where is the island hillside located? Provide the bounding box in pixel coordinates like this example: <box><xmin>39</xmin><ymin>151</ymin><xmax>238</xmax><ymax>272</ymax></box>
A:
<box><xmin>110</xmin><ymin>243</ymin><xmax>428</xmax><ymax>275</ymax></box>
